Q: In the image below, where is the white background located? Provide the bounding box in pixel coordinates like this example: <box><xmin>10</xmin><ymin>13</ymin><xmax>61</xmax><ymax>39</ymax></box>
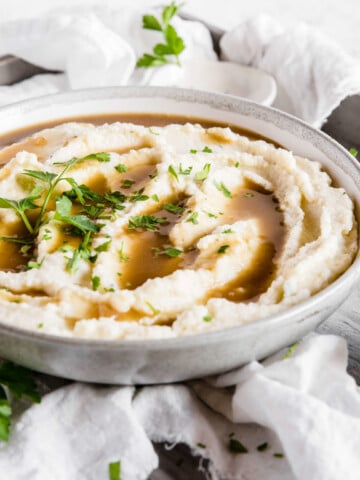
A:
<box><xmin>0</xmin><ymin>0</ymin><xmax>359</xmax><ymax>58</ymax></box>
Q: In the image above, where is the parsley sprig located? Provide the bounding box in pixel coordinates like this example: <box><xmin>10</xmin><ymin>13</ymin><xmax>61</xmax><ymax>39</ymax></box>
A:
<box><xmin>136</xmin><ymin>2</ymin><xmax>185</xmax><ymax>68</ymax></box>
<box><xmin>0</xmin><ymin>362</ymin><xmax>40</xmax><ymax>442</ymax></box>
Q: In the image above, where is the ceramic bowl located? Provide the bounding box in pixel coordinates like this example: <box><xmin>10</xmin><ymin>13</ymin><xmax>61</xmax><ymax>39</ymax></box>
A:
<box><xmin>0</xmin><ymin>86</ymin><xmax>359</xmax><ymax>384</ymax></box>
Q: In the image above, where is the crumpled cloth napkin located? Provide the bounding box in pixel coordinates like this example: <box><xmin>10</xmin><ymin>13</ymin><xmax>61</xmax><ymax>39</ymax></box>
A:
<box><xmin>1</xmin><ymin>334</ymin><xmax>360</xmax><ymax>480</ymax></box>
<box><xmin>1</xmin><ymin>9</ymin><xmax>360</xmax><ymax>126</ymax></box>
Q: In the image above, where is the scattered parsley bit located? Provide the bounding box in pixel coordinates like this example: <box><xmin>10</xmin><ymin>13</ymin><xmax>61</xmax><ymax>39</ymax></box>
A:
<box><xmin>186</xmin><ymin>211</ymin><xmax>199</xmax><ymax>224</ymax></box>
<box><xmin>42</xmin><ymin>228</ymin><xmax>52</xmax><ymax>241</ymax></box>
<box><xmin>195</xmin><ymin>163</ymin><xmax>211</xmax><ymax>181</ymax></box>
<box><xmin>152</xmin><ymin>194</ymin><xmax>160</xmax><ymax>202</ymax></box>
<box><xmin>27</xmin><ymin>258</ymin><xmax>44</xmax><ymax>270</ymax></box>
<box><xmin>0</xmin><ymin>187</ymin><xmax>42</xmax><ymax>234</ymax></box>
<box><xmin>217</xmin><ymin>245</ymin><xmax>230</xmax><ymax>254</ymax></box>
<box><xmin>0</xmin><ymin>362</ymin><xmax>40</xmax><ymax>442</ymax></box>
<box><xmin>20</xmin><ymin>244</ymin><xmax>32</xmax><ymax>254</ymax></box>
<box><xmin>244</xmin><ymin>192</ymin><xmax>254</xmax><ymax>198</ymax></box>
<box><xmin>136</xmin><ymin>2</ymin><xmax>185</xmax><ymax>68</ymax></box>
<box><xmin>222</xmin><ymin>228</ymin><xmax>233</xmax><ymax>234</ymax></box>
<box><xmin>234</xmin><ymin>161</ymin><xmax>240</xmax><ymax>168</ymax></box>
<box><xmin>257</xmin><ymin>442</ymin><xmax>269</xmax><ymax>452</ymax></box>
<box><xmin>203</xmin><ymin>316</ymin><xmax>212</xmax><ymax>322</ymax></box>
<box><xmin>282</xmin><ymin>341</ymin><xmax>299</xmax><ymax>359</ymax></box>
<box><xmin>95</xmin><ymin>239</ymin><xmax>112</xmax><ymax>253</ymax></box>
<box><xmin>153</xmin><ymin>247</ymin><xmax>182</xmax><ymax>258</ymax></box>
<box><xmin>349</xmin><ymin>148</ymin><xmax>358</xmax><ymax>157</ymax></box>
<box><xmin>202</xmin><ymin>146</ymin><xmax>212</xmax><ymax>153</ymax></box>
<box><xmin>129</xmin><ymin>189</ymin><xmax>149</xmax><ymax>202</ymax></box>
<box><xmin>197</xmin><ymin>442</ymin><xmax>206</xmax><ymax>449</ymax></box>
<box><xmin>163</xmin><ymin>203</ymin><xmax>184</xmax><ymax>214</ymax></box>
<box><xmin>214</xmin><ymin>181</ymin><xmax>232</xmax><ymax>198</ymax></box>
<box><xmin>179</xmin><ymin>164</ymin><xmax>192</xmax><ymax>175</ymax></box>
<box><xmin>145</xmin><ymin>301</ymin><xmax>160</xmax><ymax>316</ymax></box>
<box><xmin>91</xmin><ymin>276</ymin><xmax>101</xmax><ymax>291</ymax></box>
<box><xmin>228</xmin><ymin>438</ymin><xmax>248</xmax><ymax>454</ymax></box>
<box><xmin>190</xmin><ymin>149</ymin><xmax>197</xmax><ymax>154</ymax></box>
<box><xmin>115</xmin><ymin>164</ymin><xmax>128</xmax><ymax>173</ymax></box>
<box><xmin>118</xmin><ymin>242</ymin><xmax>129</xmax><ymax>262</ymax></box>
<box><xmin>168</xmin><ymin>165</ymin><xmax>179</xmax><ymax>182</ymax></box>
<box><xmin>108</xmin><ymin>460</ymin><xmax>121</xmax><ymax>480</ymax></box>
<box><xmin>37</xmin><ymin>323</ymin><xmax>43</xmax><ymax>329</ymax></box>
<box><xmin>121</xmin><ymin>179</ymin><xmax>135</xmax><ymax>189</ymax></box>
<box><xmin>148</xmin><ymin>127</ymin><xmax>160</xmax><ymax>135</ymax></box>
<box><xmin>273</xmin><ymin>453</ymin><xmax>284</xmax><ymax>458</ymax></box>
<box><xmin>128</xmin><ymin>215</ymin><xmax>167</xmax><ymax>232</ymax></box>
<box><xmin>206</xmin><ymin>212</ymin><xmax>217</xmax><ymax>219</ymax></box>
<box><xmin>149</xmin><ymin>170</ymin><xmax>158</xmax><ymax>180</ymax></box>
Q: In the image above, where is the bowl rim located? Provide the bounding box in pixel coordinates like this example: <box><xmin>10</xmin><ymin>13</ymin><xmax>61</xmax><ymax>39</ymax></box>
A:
<box><xmin>0</xmin><ymin>85</ymin><xmax>359</xmax><ymax>349</ymax></box>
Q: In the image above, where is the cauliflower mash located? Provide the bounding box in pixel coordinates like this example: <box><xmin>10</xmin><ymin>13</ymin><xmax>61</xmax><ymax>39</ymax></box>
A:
<box><xmin>0</xmin><ymin>120</ymin><xmax>356</xmax><ymax>339</ymax></box>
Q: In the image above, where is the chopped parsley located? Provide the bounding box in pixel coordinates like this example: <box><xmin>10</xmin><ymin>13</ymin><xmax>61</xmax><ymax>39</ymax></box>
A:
<box><xmin>273</xmin><ymin>453</ymin><xmax>284</xmax><ymax>458</ymax></box>
<box><xmin>349</xmin><ymin>148</ymin><xmax>358</xmax><ymax>157</ymax></box>
<box><xmin>128</xmin><ymin>215</ymin><xmax>167</xmax><ymax>232</ymax></box>
<box><xmin>282</xmin><ymin>341</ymin><xmax>299</xmax><ymax>359</ymax></box>
<box><xmin>228</xmin><ymin>438</ymin><xmax>248</xmax><ymax>454</ymax></box>
<box><xmin>129</xmin><ymin>189</ymin><xmax>149</xmax><ymax>202</ymax></box>
<box><xmin>121</xmin><ymin>179</ymin><xmax>135</xmax><ymax>189</ymax></box>
<box><xmin>257</xmin><ymin>442</ymin><xmax>269</xmax><ymax>452</ymax></box>
<box><xmin>91</xmin><ymin>276</ymin><xmax>101</xmax><ymax>291</ymax></box>
<box><xmin>202</xmin><ymin>146</ymin><xmax>212</xmax><ymax>153</ymax></box>
<box><xmin>244</xmin><ymin>192</ymin><xmax>254</xmax><ymax>198</ymax></box>
<box><xmin>203</xmin><ymin>316</ymin><xmax>212</xmax><ymax>322</ymax></box>
<box><xmin>145</xmin><ymin>301</ymin><xmax>160</xmax><ymax>315</ymax></box>
<box><xmin>217</xmin><ymin>245</ymin><xmax>230</xmax><ymax>254</ymax></box>
<box><xmin>118</xmin><ymin>242</ymin><xmax>129</xmax><ymax>262</ymax></box>
<box><xmin>108</xmin><ymin>460</ymin><xmax>121</xmax><ymax>480</ymax></box>
<box><xmin>152</xmin><ymin>194</ymin><xmax>160</xmax><ymax>202</ymax></box>
<box><xmin>190</xmin><ymin>149</ymin><xmax>197</xmax><ymax>154</ymax></box>
<box><xmin>179</xmin><ymin>164</ymin><xmax>192</xmax><ymax>175</ymax></box>
<box><xmin>222</xmin><ymin>228</ymin><xmax>233</xmax><ymax>234</ymax></box>
<box><xmin>95</xmin><ymin>239</ymin><xmax>112</xmax><ymax>253</ymax></box>
<box><xmin>186</xmin><ymin>212</ymin><xmax>199</xmax><ymax>224</ymax></box>
<box><xmin>215</xmin><ymin>182</ymin><xmax>232</xmax><ymax>198</ymax></box>
<box><xmin>195</xmin><ymin>163</ymin><xmax>211</xmax><ymax>181</ymax></box>
<box><xmin>153</xmin><ymin>247</ymin><xmax>182</xmax><ymax>257</ymax></box>
<box><xmin>168</xmin><ymin>165</ymin><xmax>179</xmax><ymax>182</ymax></box>
<box><xmin>163</xmin><ymin>203</ymin><xmax>184</xmax><ymax>214</ymax></box>
<box><xmin>197</xmin><ymin>442</ymin><xmax>206</xmax><ymax>449</ymax></box>
<box><xmin>148</xmin><ymin>127</ymin><xmax>160</xmax><ymax>135</ymax></box>
<box><xmin>114</xmin><ymin>164</ymin><xmax>128</xmax><ymax>173</ymax></box>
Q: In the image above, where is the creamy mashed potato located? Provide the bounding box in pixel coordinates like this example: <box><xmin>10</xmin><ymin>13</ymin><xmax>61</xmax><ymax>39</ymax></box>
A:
<box><xmin>0</xmin><ymin>121</ymin><xmax>356</xmax><ymax>339</ymax></box>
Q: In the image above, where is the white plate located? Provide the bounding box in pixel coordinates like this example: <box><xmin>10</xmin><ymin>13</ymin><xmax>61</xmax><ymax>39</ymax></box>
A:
<box><xmin>149</xmin><ymin>59</ymin><xmax>277</xmax><ymax>106</ymax></box>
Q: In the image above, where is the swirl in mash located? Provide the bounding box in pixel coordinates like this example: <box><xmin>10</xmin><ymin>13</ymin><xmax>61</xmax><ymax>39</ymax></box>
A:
<box><xmin>0</xmin><ymin>122</ymin><xmax>356</xmax><ymax>339</ymax></box>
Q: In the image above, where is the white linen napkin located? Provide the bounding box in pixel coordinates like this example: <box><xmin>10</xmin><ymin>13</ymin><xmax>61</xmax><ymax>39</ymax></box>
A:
<box><xmin>1</xmin><ymin>334</ymin><xmax>360</xmax><ymax>480</ymax></box>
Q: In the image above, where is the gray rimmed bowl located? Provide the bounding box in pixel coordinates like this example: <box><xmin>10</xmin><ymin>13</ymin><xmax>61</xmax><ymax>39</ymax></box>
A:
<box><xmin>0</xmin><ymin>86</ymin><xmax>359</xmax><ymax>384</ymax></box>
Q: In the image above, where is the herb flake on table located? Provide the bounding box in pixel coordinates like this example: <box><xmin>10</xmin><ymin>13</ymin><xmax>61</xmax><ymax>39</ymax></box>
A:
<box><xmin>137</xmin><ymin>2</ymin><xmax>185</xmax><ymax>68</ymax></box>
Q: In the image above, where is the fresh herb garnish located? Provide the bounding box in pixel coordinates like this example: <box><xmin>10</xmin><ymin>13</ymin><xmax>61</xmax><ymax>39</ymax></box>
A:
<box><xmin>119</xmin><ymin>242</ymin><xmax>129</xmax><ymax>262</ymax></box>
<box><xmin>257</xmin><ymin>442</ymin><xmax>269</xmax><ymax>452</ymax></box>
<box><xmin>195</xmin><ymin>163</ymin><xmax>211</xmax><ymax>181</ymax></box>
<box><xmin>145</xmin><ymin>301</ymin><xmax>160</xmax><ymax>315</ymax></box>
<box><xmin>179</xmin><ymin>164</ymin><xmax>192</xmax><ymax>175</ymax></box>
<box><xmin>0</xmin><ymin>362</ymin><xmax>40</xmax><ymax>442</ymax></box>
<box><xmin>128</xmin><ymin>215</ymin><xmax>167</xmax><ymax>231</ymax></box>
<box><xmin>273</xmin><ymin>453</ymin><xmax>284</xmax><ymax>458</ymax></box>
<box><xmin>129</xmin><ymin>188</ymin><xmax>149</xmax><ymax>202</ymax></box>
<box><xmin>95</xmin><ymin>239</ymin><xmax>112</xmax><ymax>252</ymax></box>
<box><xmin>121</xmin><ymin>179</ymin><xmax>135</xmax><ymax>189</ymax></box>
<box><xmin>137</xmin><ymin>2</ymin><xmax>185</xmax><ymax>68</ymax></box>
<box><xmin>217</xmin><ymin>245</ymin><xmax>230</xmax><ymax>254</ymax></box>
<box><xmin>115</xmin><ymin>164</ymin><xmax>128</xmax><ymax>173</ymax></box>
<box><xmin>282</xmin><ymin>341</ymin><xmax>299</xmax><ymax>359</ymax></box>
<box><xmin>228</xmin><ymin>438</ymin><xmax>248</xmax><ymax>454</ymax></box>
<box><xmin>214</xmin><ymin>181</ymin><xmax>232</xmax><ymax>198</ymax></box>
<box><xmin>108</xmin><ymin>460</ymin><xmax>121</xmax><ymax>480</ymax></box>
<box><xmin>168</xmin><ymin>165</ymin><xmax>179</xmax><ymax>182</ymax></box>
<box><xmin>222</xmin><ymin>228</ymin><xmax>233</xmax><ymax>234</ymax></box>
<box><xmin>244</xmin><ymin>192</ymin><xmax>254</xmax><ymax>198</ymax></box>
<box><xmin>190</xmin><ymin>149</ymin><xmax>197</xmax><ymax>154</ymax></box>
<box><xmin>151</xmin><ymin>194</ymin><xmax>160</xmax><ymax>202</ymax></box>
<box><xmin>349</xmin><ymin>148</ymin><xmax>358</xmax><ymax>157</ymax></box>
<box><xmin>91</xmin><ymin>276</ymin><xmax>101</xmax><ymax>291</ymax></box>
<box><xmin>153</xmin><ymin>246</ymin><xmax>182</xmax><ymax>257</ymax></box>
<box><xmin>197</xmin><ymin>442</ymin><xmax>206</xmax><ymax>449</ymax></box>
<box><xmin>203</xmin><ymin>316</ymin><xmax>212</xmax><ymax>322</ymax></box>
<box><xmin>202</xmin><ymin>146</ymin><xmax>212</xmax><ymax>153</ymax></box>
<box><xmin>163</xmin><ymin>203</ymin><xmax>184</xmax><ymax>214</ymax></box>
<box><xmin>186</xmin><ymin>212</ymin><xmax>199</xmax><ymax>224</ymax></box>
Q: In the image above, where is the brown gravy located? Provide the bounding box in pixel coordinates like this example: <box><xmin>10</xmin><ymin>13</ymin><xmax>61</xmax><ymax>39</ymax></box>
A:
<box><xmin>0</xmin><ymin>114</ymin><xmax>284</xmax><ymax>304</ymax></box>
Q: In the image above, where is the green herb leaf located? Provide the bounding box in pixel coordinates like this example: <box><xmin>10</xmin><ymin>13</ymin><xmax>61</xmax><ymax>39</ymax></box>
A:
<box><xmin>164</xmin><ymin>24</ymin><xmax>185</xmax><ymax>55</ymax></box>
<box><xmin>142</xmin><ymin>14</ymin><xmax>162</xmax><ymax>31</ymax></box>
<box><xmin>244</xmin><ymin>192</ymin><xmax>254</xmax><ymax>198</ymax></box>
<box><xmin>0</xmin><ymin>387</ymin><xmax>11</xmax><ymax>442</ymax></box>
<box><xmin>55</xmin><ymin>196</ymin><xmax>72</xmax><ymax>217</ymax></box>
<box><xmin>273</xmin><ymin>453</ymin><xmax>284</xmax><ymax>458</ymax></box>
<box><xmin>153</xmin><ymin>43</ymin><xmax>174</xmax><ymax>56</ymax></box>
<box><xmin>179</xmin><ymin>164</ymin><xmax>192</xmax><ymax>175</ymax></box>
<box><xmin>215</xmin><ymin>181</ymin><xmax>232</xmax><ymax>198</ymax></box>
<box><xmin>128</xmin><ymin>215</ymin><xmax>167</xmax><ymax>232</ymax></box>
<box><xmin>119</xmin><ymin>242</ymin><xmax>129</xmax><ymax>262</ymax></box>
<box><xmin>203</xmin><ymin>316</ymin><xmax>212</xmax><ymax>322</ymax></box>
<box><xmin>114</xmin><ymin>164</ymin><xmax>128</xmax><ymax>173</ymax></box>
<box><xmin>190</xmin><ymin>149</ymin><xmax>197</xmax><ymax>154</ymax></box>
<box><xmin>257</xmin><ymin>442</ymin><xmax>269</xmax><ymax>452</ymax></box>
<box><xmin>282</xmin><ymin>341</ymin><xmax>299</xmax><ymax>359</ymax></box>
<box><xmin>152</xmin><ymin>194</ymin><xmax>160</xmax><ymax>202</ymax></box>
<box><xmin>195</xmin><ymin>163</ymin><xmax>211</xmax><ymax>181</ymax></box>
<box><xmin>154</xmin><ymin>247</ymin><xmax>182</xmax><ymax>257</ymax></box>
<box><xmin>162</xmin><ymin>2</ymin><xmax>180</xmax><ymax>26</ymax></box>
<box><xmin>186</xmin><ymin>212</ymin><xmax>199</xmax><ymax>224</ymax></box>
<box><xmin>145</xmin><ymin>301</ymin><xmax>160</xmax><ymax>315</ymax></box>
<box><xmin>349</xmin><ymin>148</ymin><xmax>358</xmax><ymax>157</ymax></box>
<box><xmin>168</xmin><ymin>165</ymin><xmax>179</xmax><ymax>182</ymax></box>
<box><xmin>217</xmin><ymin>245</ymin><xmax>230</xmax><ymax>254</ymax></box>
<box><xmin>229</xmin><ymin>438</ymin><xmax>248</xmax><ymax>454</ymax></box>
<box><xmin>222</xmin><ymin>228</ymin><xmax>233</xmax><ymax>234</ymax></box>
<box><xmin>91</xmin><ymin>276</ymin><xmax>101</xmax><ymax>291</ymax></box>
<box><xmin>82</xmin><ymin>152</ymin><xmax>111</xmax><ymax>162</ymax></box>
<box><xmin>0</xmin><ymin>361</ymin><xmax>40</xmax><ymax>403</ymax></box>
<box><xmin>163</xmin><ymin>203</ymin><xmax>184</xmax><ymax>214</ymax></box>
<box><xmin>136</xmin><ymin>54</ymin><xmax>168</xmax><ymax>68</ymax></box>
<box><xmin>95</xmin><ymin>239</ymin><xmax>112</xmax><ymax>252</ymax></box>
<box><xmin>121</xmin><ymin>179</ymin><xmax>135</xmax><ymax>189</ymax></box>
<box><xmin>0</xmin><ymin>236</ymin><xmax>33</xmax><ymax>245</ymax></box>
<box><xmin>202</xmin><ymin>146</ymin><xmax>213</xmax><ymax>153</ymax></box>
<box><xmin>129</xmin><ymin>189</ymin><xmax>149</xmax><ymax>202</ymax></box>
<box><xmin>108</xmin><ymin>460</ymin><xmax>121</xmax><ymax>480</ymax></box>
<box><xmin>23</xmin><ymin>170</ymin><xmax>57</xmax><ymax>183</ymax></box>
